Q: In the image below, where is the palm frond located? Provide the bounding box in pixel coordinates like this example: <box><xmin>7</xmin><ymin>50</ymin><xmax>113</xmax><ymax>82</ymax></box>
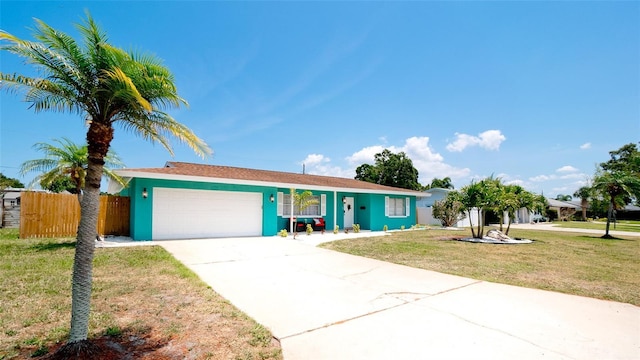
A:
<box><xmin>117</xmin><ymin>109</ymin><xmax>211</xmax><ymax>158</ymax></box>
<box><xmin>102</xmin><ymin>67</ymin><xmax>152</xmax><ymax>112</ymax></box>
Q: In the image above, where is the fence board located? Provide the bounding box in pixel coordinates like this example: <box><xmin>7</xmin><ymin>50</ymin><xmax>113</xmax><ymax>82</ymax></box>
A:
<box><xmin>19</xmin><ymin>192</ymin><xmax>129</xmax><ymax>239</ymax></box>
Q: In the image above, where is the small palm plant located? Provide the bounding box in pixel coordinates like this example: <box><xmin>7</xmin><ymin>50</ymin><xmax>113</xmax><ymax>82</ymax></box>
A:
<box><xmin>20</xmin><ymin>138</ymin><xmax>125</xmax><ymax>202</ymax></box>
<box><xmin>290</xmin><ymin>189</ymin><xmax>319</xmax><ymax>235</ymax></box>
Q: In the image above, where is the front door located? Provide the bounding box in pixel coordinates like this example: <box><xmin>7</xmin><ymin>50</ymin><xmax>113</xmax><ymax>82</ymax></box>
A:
<box><xmin>343</xmin><ymin>197</ymin><xmax>354</xmax><ymax>229</ymax></box>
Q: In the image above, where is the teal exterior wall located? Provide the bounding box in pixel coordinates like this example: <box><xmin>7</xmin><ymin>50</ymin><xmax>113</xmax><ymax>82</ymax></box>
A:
<box><xmin>122</xmin><ymin>177</ymin><xmax>417</xmax><ymax>240</ymax></box>
<box><xmin>122</xmin><ymin>178</ymin><xmax>278</xmax><ymax>240</ymax></box>
<box><xmin>368</xmin><ymin>194</ymin><xmax>416</xmax><ymax>231</ymax></box>
<box><xmin>276</xmin><ymin>189</ymin><xmax>336</xmax><ymax>232</ymax></box>
<box><xmin>335</xmin><ymin>193</ymin><xmax>416</xmax><ymax>231</ymax></box>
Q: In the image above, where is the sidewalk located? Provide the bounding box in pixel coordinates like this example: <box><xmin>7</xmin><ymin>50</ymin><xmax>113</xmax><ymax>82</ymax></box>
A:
<box><xmin>507</xmin><ymin>222</ymin><xmax>640</xmax><ymax>237</ymax></box>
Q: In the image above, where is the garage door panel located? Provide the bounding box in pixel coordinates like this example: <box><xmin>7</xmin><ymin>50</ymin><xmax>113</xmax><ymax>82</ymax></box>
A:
<box><xmin>152</xmin><ymin>188</ymin><xmax>262</xmax><ymax>240</ymax></box>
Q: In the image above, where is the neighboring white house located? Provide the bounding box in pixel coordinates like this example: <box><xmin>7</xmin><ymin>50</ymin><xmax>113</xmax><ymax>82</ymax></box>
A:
<box><xmin>416</xmin><ymin>188</ymin><xmax>477</xmax><ymax>227</ymax></box>
<box><xmin>417</xmin><ymin>187</ymin><xmax>562</xmax><ymax>227</ymax></box>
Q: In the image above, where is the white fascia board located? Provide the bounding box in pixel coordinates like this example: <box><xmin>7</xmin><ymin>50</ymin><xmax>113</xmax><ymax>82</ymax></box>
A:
<box><xmin>113</xmin><ymin>169</ymin><xmax>420</xmax><ymax>196</ymax></box>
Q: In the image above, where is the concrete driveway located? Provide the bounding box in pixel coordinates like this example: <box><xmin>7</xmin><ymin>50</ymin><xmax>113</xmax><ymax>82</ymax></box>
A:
<box><xmin>157</xmin><ymin>232</ymin><xmax>640</xmax><ymax>360</ymax></box>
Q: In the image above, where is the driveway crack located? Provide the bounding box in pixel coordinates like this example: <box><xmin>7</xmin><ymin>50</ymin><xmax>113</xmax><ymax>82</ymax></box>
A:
<box><xmin>427</xmin><ymin>305</ymin><xmax>578</xmax><ymax>359</ymax></box>
<box><xmin>280</xmin><ymin>280</ymin><xmax>486</xmax><ymax>341</ymax></box>
<box><xmin>340</xmin><ymin>266</ymin><xmax>380</xmax><ymax>279</ymax></box>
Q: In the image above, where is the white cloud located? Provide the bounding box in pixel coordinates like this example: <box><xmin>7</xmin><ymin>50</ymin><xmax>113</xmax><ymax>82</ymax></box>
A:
<box><xmin>560</xmin><ymin>173</ymin><xmax>587</xmax><ymax>180</ymax></box>
<box><xmin>301</xmin><ymin>154</ymin><xmax>329</xmax><ymax>166</ymax></box>
<box><xmin>346</xmin><ymin>145</ymin><xmax>387</xmax><ymax>165</ymax></box>
<box><xmin>505</xmin><ymin>179</ymin><xmax>525</xmax><ymax>186</ymax></box>
<box><xmin>302</xmin><ymin>154</ymin><xmax>356</xmax><ymax>177</ymax></box>
<box><xmin>556</xmin><ymin>165</ymin><xmax>578</xmax><ymax>173</ymax></box>
<box><xmin>580</xmin><ymin>143</ymin><xmax>591</xmax><ymax>150</ymax></box>
<box><xmin>305</xmin><ymin>136</ymin><xmax>470</xmax><ymax>185</ymax></box>
<box><xmin>446</xmin><ymin>130</ymin><xmax>506</xmax><ymax>152</ymax></box>
<box><xmin>530</xmin><ymin>174</ymin><xmax>555</xmax><ymax>182</ymax></box>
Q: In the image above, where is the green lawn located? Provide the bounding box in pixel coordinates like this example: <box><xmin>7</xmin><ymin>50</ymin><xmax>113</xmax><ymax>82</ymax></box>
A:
<box><xmin>320</xmin><ymin>227</ymin><xmax>640</xmax><ymax>306</ymax></box>
<box><xmin>0</xmin><ymin>228</ymin><xmax>281</xmax><ymax>359</ymax></box>
<box><xmin>552</xmin><ymin>220</ymin><xmax>640</xmax><ymax>232</ymax></box>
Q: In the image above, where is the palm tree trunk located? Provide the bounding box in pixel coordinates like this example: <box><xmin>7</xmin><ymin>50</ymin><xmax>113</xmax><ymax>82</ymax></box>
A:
<box><xmin>605</xmin><ymin>201</ymin><xmax>614</xmax><ymax>238</ymax></box>
<box><xmin>581</xmin><ymin>199</ymin><xmax>587</xmax><ymax>221</ymax></box>
<box><xmin>68</xmin><ymin>121</ymin><xmax>113</xmax><ymax>344</ymax></box>
<box><xmin>76</xmin><ymin>182</ymin><xmax>83</xmax><ymax>204</ymax></box>
<box><xmin>68</xmin><ymin>160</ymin><xmax>103</xmax><ymax>343</ymax></box>
<box><xmin>468</xmin><ymin>210</ymin><xmax>476</xmax><ymax>238</ymax></box>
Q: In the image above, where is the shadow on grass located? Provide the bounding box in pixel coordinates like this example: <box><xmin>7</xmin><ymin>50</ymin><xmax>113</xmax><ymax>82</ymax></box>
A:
<box><xmin>40</xmin><ymin>325</ymin><xmax>168</xmax><ymax>360</ymax></box>
<box><xmin>30</xmin><ymin>241</ymin><xmax>76</xmax><ymax>252</ymax></box>
<box><xmin>578</xmin><ymin>235</ymin><xmax>636</xmax><ymax>242</ymax></box>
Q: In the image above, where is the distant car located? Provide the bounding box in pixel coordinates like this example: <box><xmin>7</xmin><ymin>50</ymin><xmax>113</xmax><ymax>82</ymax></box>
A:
<box><xmin>531</xmin><ymin>214</ymin><xmax>548</xmax><ymax>223</ymax></box>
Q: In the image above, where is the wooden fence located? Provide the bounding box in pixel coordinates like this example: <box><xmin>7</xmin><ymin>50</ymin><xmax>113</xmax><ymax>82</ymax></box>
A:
<box><xmin>20</xmin><ymin>192</ymin><xmax>130</xmax><ymax>239</ymax></box>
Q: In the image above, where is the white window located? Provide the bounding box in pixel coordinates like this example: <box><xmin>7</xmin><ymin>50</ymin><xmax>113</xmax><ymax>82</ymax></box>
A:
<box><xmin>282</xmin><ymin>193</ymin><xmax>321</xmax><ymax>217</ymax></box>
<box><xmin>386</xmin><ymin>197</ymin><xmax>407</xmax><ymax>217</ymax></box>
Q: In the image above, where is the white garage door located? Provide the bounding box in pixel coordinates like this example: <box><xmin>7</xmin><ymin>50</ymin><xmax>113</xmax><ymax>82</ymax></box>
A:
<box><xmin>152</xmin><ymin>188</ymin><xmax>263</xmax><ymax>240</ymax></box>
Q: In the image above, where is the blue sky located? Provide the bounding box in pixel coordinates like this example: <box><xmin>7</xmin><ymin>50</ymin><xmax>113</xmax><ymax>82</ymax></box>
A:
<box><xmin>1</xmin><ymin>1</ymin><xmax>638</xmax><ymax>197</ymax></box>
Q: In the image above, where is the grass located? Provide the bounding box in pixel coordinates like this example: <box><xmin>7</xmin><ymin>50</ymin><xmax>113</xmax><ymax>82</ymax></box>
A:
<box><xmin>0</xmin><ymin>228</ymin><xmax>281</xmax><ymax>360</ymax></box>
<box><xmin>320</xmin><ymin>227</ymin><xmax>640</xmax><ymax>306</ymax></box>
<box><xmin>552</xmin><ymin>220</ymin><xmax>640</xmax><ymax>232</ymax></box>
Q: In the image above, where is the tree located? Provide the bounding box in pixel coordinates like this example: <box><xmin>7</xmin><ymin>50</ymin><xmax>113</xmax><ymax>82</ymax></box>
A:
<box><xmin>19</xmin><ymin>138</ymin><xmax>125</xmax><ymax>202</ymax></box>
<box><xmin>459</xmin><ymin>176</ymin><xmax>502</xmax><ymax>238</ymax></box>
<box><xmin>497</xmin><ymin>184</ymin><xmax>537</xmax><ymax>235</ymax></box>
<box><xmin>289</xmin><ymin>189</ymin><xmax>319</xmax><ymax>234</ymax></box>
<box><xmin>43</xmin><ymin>175</ymin><xmax>77</xmax><ymax>193</ymax></box>
<box><xmin>600</xmin><ymin>143</ymin><xmax>640</xmax><ymax>174</ymax></box>
<box><xmin>432</xmin><ymin>191</ymin><xmax>465</xmax><ymax>227</ymax></box>
<box><xmin>573</xmin><ymin>186</ymin><xmax>592</xmax><ymax>221</ymax></box>
<box><xmin>355</xmin><ymin>149</ymin><xmax>420</xmax><ymax>190</ymax></box>
<box><xmin>600</xmin><ymin>142</ymin><xmax>640</xmax><ymax>205</ymax></box>
<box><xmin>1</xmin><ymin>14</ymin><xmax>211</xmax><ymax>356</ymax></box>
<box><xmin>0</xmin><ymin>173</ymin><xmax>24</xmax><ymax>189</ymax></box>
<box><xmin>555</xmin><ymin>194</ymin><xmax>572</xmax><ymax>201</ymax></box>
<box><xmin>590</xmin><ymin>143</ymin><xmax>640</xmax><ymax>238</ymax></box>
<box><xmin>592</xmin><ymin>169</ymin><xmax>640</xmax><ymax>238</ymax></box>
<box><xmin>427</xmin><ymin>177</ymin><xmax>454</xmax><ymax>190</ymax></box>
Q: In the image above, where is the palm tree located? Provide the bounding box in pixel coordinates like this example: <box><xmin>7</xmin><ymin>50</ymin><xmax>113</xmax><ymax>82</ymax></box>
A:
<box><xmin>289</xmin><ymin>189</ymin><xmax>319</xmax><ymax>234</ymax></box>
<box><xmin>20</xmin><ymin>138</ymin><xmax>125</xmax><ymax>202</ymax></box>
<box><xmin>592</xmin><ymin>170</ymin><xmax>640</xmax><ymax>238</ymax></box>
<box><xmin>555</xmin><ymin>194</ymin><xmax>572</xmax><ymax>201</ymax></box>
<box><xmin>1</xmin><ymin>14</ymin><xmax>211</xmax><ymax>356</ymax></box>
<box><xmin>459</xmin><ymin>176</ymin><xmax>502</xmax><ymax>238</ymax></box>
<box><xmin>429</xmin><ymin>177</ymin><xmax>454</xmax><ymax>189</ymax></box>
<box><xmin>573</xmin><ymin>186</ymin><xmax>591</xmax><ymax>222</ymax></box>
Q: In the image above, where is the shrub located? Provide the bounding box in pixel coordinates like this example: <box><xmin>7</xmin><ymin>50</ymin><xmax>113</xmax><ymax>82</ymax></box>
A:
<box><xmin>353</xmin><ymin>224</ymin><xmax>360</xmax><ymax>233</ymax></box>
<box><xmin>278</xmin><ymin>229</ymin><xmax>288</xmax><ymax>237</ymax></box>
<box><xmin>333</xmin><ymin>225</ymin><xmax>339</xmax><ymax>234</ymax></box>
<box><xmin>383</xmin><ymin>225</ymin><xmax>388</xmax><ymax>232</ymax></box>
<box><xmin>306</xmin><ymin>224</ymin><xmax>313</xmax><ymax>235</ymax></box>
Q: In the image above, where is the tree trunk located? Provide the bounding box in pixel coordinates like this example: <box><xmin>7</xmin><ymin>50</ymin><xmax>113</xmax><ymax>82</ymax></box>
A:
<box><xmin>67</xmin><ymin>121</ymin><xmax>112</xmax><ymax>344</ymax></box>
<box><xmin>581</xmin><ymin>199</ymin><xmax>587</xmax><ymax>221</ymax></box>
<box><xmin>604</xmin><ymin>201</ymin><xmax>614</xmax><ymax>238</ymax></box>
<box><xmin>468</xmin><ymin>210</ymin><xmax>476</xmax><ymax>238</ymax></box>
<box><xmin>76</xmin><ymin>181</ymin><xmax>83</xmax><ymax>204</ymax></box>
<box><xmin>68</xmin><ymin>161</ymin><xmax>102</xmax><ymax>342</ymax></box>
